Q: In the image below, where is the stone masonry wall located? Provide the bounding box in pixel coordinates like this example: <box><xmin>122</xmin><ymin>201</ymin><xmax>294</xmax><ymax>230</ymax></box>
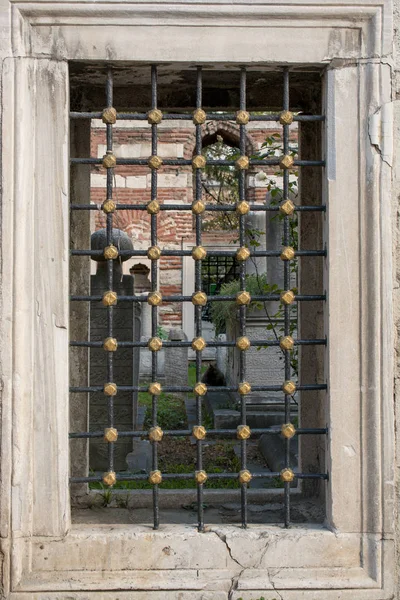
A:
<box><xmin>393</xmin><ymin>1</ymin><xmax>400</xmax><ymax>596</ymax></box>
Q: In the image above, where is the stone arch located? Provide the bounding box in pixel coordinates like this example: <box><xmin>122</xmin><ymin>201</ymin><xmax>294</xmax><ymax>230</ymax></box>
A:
<box><xmin>183</xmin><ymin>120</ymin><xmax>257</xmax><ymax>158</ymax></box>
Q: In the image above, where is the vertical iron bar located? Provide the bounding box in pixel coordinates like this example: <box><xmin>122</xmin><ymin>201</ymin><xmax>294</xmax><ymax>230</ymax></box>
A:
<box><xmin>105</xmin><ymin>68</ymin><xmax>115</xmax><ymax>474</ymax></box>
<box><xmin>283</xmin><ymin>67</ymin><xmax>291</xmax><ymax>528</ymax></box>
<box><xmin>239</xmin><ymin>67</ymin><xmax>248</xmax><ymax>528</ymax></box>
<box><xmin>150</xmin><ymin>64</ymin><xmax>160</xmax><ymax>530</ymax></box>
<box><xmin>195</xmin><ymin>66</ymin><xmax>205</xmax><ymax>532</ymax></box>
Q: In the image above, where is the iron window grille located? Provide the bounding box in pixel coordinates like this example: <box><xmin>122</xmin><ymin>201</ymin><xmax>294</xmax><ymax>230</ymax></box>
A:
<box><xmin>69</xmin><ymin>64</ymin><xmax>327</xmax><ymax>531</ymax></box>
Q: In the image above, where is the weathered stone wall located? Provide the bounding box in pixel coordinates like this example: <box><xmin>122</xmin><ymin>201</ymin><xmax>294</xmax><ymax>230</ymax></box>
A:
<box><xmin>393</xmin><ymin>1</ymin><xmax>400</xmax><ymax>597</ymax></box>
<box><xmin>0</xmin><ymin>1</ymin><xmax>398</xmax><ymax>598</ymax></box>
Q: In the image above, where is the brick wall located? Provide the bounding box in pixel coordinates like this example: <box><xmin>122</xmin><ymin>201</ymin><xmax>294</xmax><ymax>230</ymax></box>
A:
<box><xmin>91</xmin><ymin>119</ymin><xmax>298</xmax><ymax>328</ymax></box>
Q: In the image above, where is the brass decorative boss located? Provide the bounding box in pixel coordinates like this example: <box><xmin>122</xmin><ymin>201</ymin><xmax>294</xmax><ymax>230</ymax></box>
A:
<box><xmin>104</xmin><ymin>382</ymin><xmax>117</xmax><ymax>396</ymax></box>
<box><xmin>192</xmin><ymin>425</ymin><xmax>207</xmax><ymax>440</ymax></box>
<box><xmin>193</xmin><ymin>108</ymin><xmax>207</xmax><ymax>125</ymax></box>
<box><xmin>147</xmin><ymin>246</ymin><xmax>161</xmax><ymax>260</ymax></box>
<box><xmin>239</xmin><ymin>469</ymin><xmax>252</xmax><ymax>484</ymax></box>
<box><xmin>147</xmin><ymin>291</ymin><xmax>163</xmax><ymax>306</ymax></box>
<box><xmin>102</xmin><ymin>107</ymin><xmax>117</xmax><ymax>124</ymax></box>
<box><xmin>192</xmin><ymin>200</ymin><xmax>206</xmax><ymax>215</ymax></box>
<box><xmin>194</xmin><ymin>382</ymin><xmax>207</xmax><ymax>396</ymax></box>
<box><xmin>236</xmin><ymin>247</ymin><xmax>250</xmax><ymax>261</ymax></box>
<box><xmin>236</xmin><ymin>110</ymin><xmax>250</xmax><ymax>125</ymax></box>
<box><xmin>148</xmin><ymin>337</ymin><xmax>163</xmax><ymax>352</ymax></box>
<box><xmin>148</xmin><ymin>155</ymin><xmax>163</xmax><ymax>170</ymax></box>
<box><xmin>281</xmin><ymin>423</ymin><xmax>296</xmax><ymax>439</ymax></box>
<box><xmin>237</xmin><ymin>425</ymin><xmax>251</xmax><ymax>440</ymax></box>
<box><xmin>280</xmin><ymin>468</ymin><xmax>295</xmax><ymax>482</ymax></box>
<box><xmin>195</xmin><ymin>470</ymin><xmax>208</xmax><ymax>484</ymax></box>
<box><xmin>238</xmin><ymin>381</ymin><xmax>251</xmax><ymax>395</ymax></box>
<box><xmin>149</xmin><ymin>470</ymin><xmax>162</xmax><ymax>485</ymax></box>
<box><xmin>147</xmin><ymin>108</ymin><xmax>163</xmax><ymax>124</ymax></box>
<box><xmin>280</xmin><ymin>246</ymin><xmax>295</xmax><ymax>261</ymax></box>
<box><xmin>104</xmin><ymin>245</ymin><xmax>119</xmax><ymax>260</ymax></box>
<box><xmin>236</xmin><ymin>291</ymin><xmax>251</xmax><ymax>306</ymax></box>
<box><xmin>192</xmin><ymin>155</ymin><xmax>206</xmax><ymax>169</ymax></box>
<box><xmin>147</xmin><ymin>200</ymin><xmax>160</xmax><ymax>215</ymax></box>
<box><xmin>236</xmin><ymin>336</ymin><xmax>251</xmax><ymax>351</ymax></box>
<box><xmin>102</xmin><ymin>291</ymin><xmax>118</xmax><ymax>306</ymax></box>
<box><xmin>192</xmin><ymin>246</ymin><xmax>207</xmax><ymax>261</ymax></box>
<box><xmin>236</xmin><ymin>155</ymin><xmax>249</xmax><ymax>170</ymax></box>
<box><xmin>102</xmin><ymin>152</ymin><xmax>117</xmax><ymax>169</ymax></box>
<box><xmin>102</xmin><ymin>199</ymin><xmax>116</xmax><ymax>214</ymax></box>
<box><xmin>279</xmin><ymin>110</ymin><xmax>294</xmax><ymax>125</ymax></box>
<box><xmin>102</xmin><ymin>471</ymin><xmax>117</xmax><ymax>486</ymax></box>
<box><xmin>103</xmin><ymin>337</ymin><xmax>118</xmax><ymax>352</ymax></box>
<box><xmin>279</xmin><ymin>154</ymin><xmax>294</xmax><ymax>170</ymax></box>
<box><xmin>236</xmin><ymin>201</ymin><xmax>250</xmax><ymax>215</ymax></box>
<box><xmin>149</xmin><ymin>426</ymin><xmax>164</xmax><ymax>442</ymax></box>
<box><xmin>280</xmin><ymin>290</ymin><xmax>295</xmax><ymax>305</ymax></box>
<box><xmin>280</xmin><ymin>199</ymin><xmax>295</xmax><ymax>216</ymax></box>
<box><xmin>148</xmin><ymin>382</ymin><xmax>162</xmax><ymax>396</ymax></box>
<box><xmin>282</xmin><ymin>380</ymin><xmax>296</xmax><ymax>395</ymax></box>
<box><xmin>192</xmin><ymin>291</ymin><xmax>207</xmax><ymax>306</ymax></box>
<box><xmin>280</xmin><ymin>336</ymin><xmax>294</xmax><ymax>351</ymax></box>
<box><xmin>104</xmin><ymin>428</ymin><xmax>118</xmax><ymax>442</ymax></box>
<box><xmin>192</xmin><ymin>337</ymin><xmax>206</xmax><ymax>352</ymax></box>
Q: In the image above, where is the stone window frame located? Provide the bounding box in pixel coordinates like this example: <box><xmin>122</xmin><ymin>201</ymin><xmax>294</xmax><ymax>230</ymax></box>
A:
<box><xmin>0</xmin><ymin>0</ymin><xmax>395</xmax><ymax>597</ymax></box>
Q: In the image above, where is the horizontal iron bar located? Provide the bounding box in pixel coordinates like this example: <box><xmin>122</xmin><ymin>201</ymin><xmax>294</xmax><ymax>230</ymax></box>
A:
<box><xmin>69</xmin><ymin>427</ymin><xmax>328</xmax><ymax>439</ymax></box>
<box><xmin>71</xmin><ymin>249</ymin><xmax>327</xmax><ymax>258</ymax></box>
<box><xmin>70</xmin><ymin>338</ymin><xmax>326</xmax><ymax>349</ymax></box>
<box><xmin>70</xmin><ymin>471</ymin><xmax>328</xmax><ymax>483</ymax></box>
<box><xmin>70</xmin><ymin>111</ymin><xmax>325</xmax><ymax>122</ymax></box>
<box><xmin>70</xmin><ymin>203</ymin><xmax>326</xmax><ymax>213</ymax></box>
<box><xmin>71</xmin><ymin>157</ymin><xmax>325</xmax><ymax>167</ymax></box>
<box><xmin>69</xmin><ymin>383</ymin><xmax>327</xmax><ymax>393</ymax></box>
<box><xmin>70</xmin><ymin>293</ymin><xmax>326</xmax><ymax>302</ymax></box>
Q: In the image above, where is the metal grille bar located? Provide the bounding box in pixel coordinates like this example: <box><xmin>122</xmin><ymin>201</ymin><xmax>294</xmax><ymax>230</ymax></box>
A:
<box><xmin>71</xmin><ymin>204</ymin><xmax>325</xmax><ymax>212</ymax></box>
<box><xmin>69</xmin><ymin>64</ymin><xmax>328</xmax><ymax>529</ymax></box>
<box><xmin>71</xmin><ymin>111</ymin><xmax>325</xmax><ymax>122</ymax></box>
<box><xmin>70</xmin><ymin>427</ymin><xmax>328</xmax><ymax>438</ymax></box>
<box><xmin>71</xmin><ymin>157</ymin><xmax>324</xmax><ymax>167</ymax></box>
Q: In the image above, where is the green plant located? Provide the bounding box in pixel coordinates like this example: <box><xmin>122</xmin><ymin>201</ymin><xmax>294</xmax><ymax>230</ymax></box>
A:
<box><xmin>157</xmin><ymin>325</ymin><xmax>169</xmax><ymax>340</ymax></box>
<box><xmin>140</xmin><ymin>392</ymin><xmax>187</xmax><ymax>430</ymax></box>
<box><xmin>97</xmin><ymin>483</ymin><xmax>113</xmax><ymax>506</ymax></box>
<box><xmin>201</xmin><ymin>137</ymin><xmax>240</xmax><ymax>231</ymax></box>
<box><xmin>210</xmin><ymin>273</ymin><xmax>280</xmax><ymax>335</ymax></box>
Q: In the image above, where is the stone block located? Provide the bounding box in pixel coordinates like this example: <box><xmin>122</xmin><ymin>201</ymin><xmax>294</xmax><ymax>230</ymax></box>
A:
<box><xmin>139</xmin><ymin>342</ymin><xmax>165</xmax><ymax>377</ymax></box>
<box><xmin>204</xmin><ymin>390</ymin><xmax>236</xmax><ymax>415</ymax></box>
<box><xmin>216</xmin><ymin>334</ymin><xmax>227</xmax><ymax>375</ymax></box>
<box><xmin>258</xmin><ymin>433</ymin><xmax>298</xmax><ymax>473</ymax></box>
<box><xmin>125</xmin><ymin>175</ymin><xmax>148</xmax><ymax>189</ymax></box>
<box><xmin>213</xmin><ymin>409</ymin><xmax>240</xmax><ymax>429</ymax></box>
<box><xmin>246</xmin><ymin>411</ymin><xmax>286</xmax><ymax>428</ymax></box>
<box><xmin>164</xmin><ymin>328</ymin><xmax>188</xmax><ymax>396</ymax></box>
<box><xmin>126</xmin><ymin>440</ymin><xmax>152</xmax><ymax>473</ymax></box>
<box><xmin>89</xmin><ymin>245</ymin><xmax>140</xmax><ymax>471</ymax></box>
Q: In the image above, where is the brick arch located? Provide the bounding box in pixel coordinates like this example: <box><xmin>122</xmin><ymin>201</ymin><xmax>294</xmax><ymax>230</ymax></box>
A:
<box><xmin>183</xmin><ymin>120</ymin><xmax>257</xmax><ymax>158</ymax></box>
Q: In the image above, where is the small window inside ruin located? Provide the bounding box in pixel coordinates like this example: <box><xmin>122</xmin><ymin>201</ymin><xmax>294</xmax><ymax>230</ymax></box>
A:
<box><xmin>69</xmin><ymin>63</ymin><xmax>327</xmax><ymax>528</ymax></box>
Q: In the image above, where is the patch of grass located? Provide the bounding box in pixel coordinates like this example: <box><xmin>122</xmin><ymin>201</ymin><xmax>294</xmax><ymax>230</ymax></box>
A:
<box><xmin>139</xmin><ymin>392</ymin><xmax>187</xmax><ymax>430</ymax></box>
<box><xmin>138</xmin><ymin>363</ymin><xmax>207</xmax><ymax>430</ymax></box>
<box><xmin>91</xmin><ymin>473</ymin><xmax>240</xmax><ymax>491</ymax></box>
<box><xmin>90</xmin><ymin>439</ymin><xmax>243</xmax><ymax>491</ymax></box>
